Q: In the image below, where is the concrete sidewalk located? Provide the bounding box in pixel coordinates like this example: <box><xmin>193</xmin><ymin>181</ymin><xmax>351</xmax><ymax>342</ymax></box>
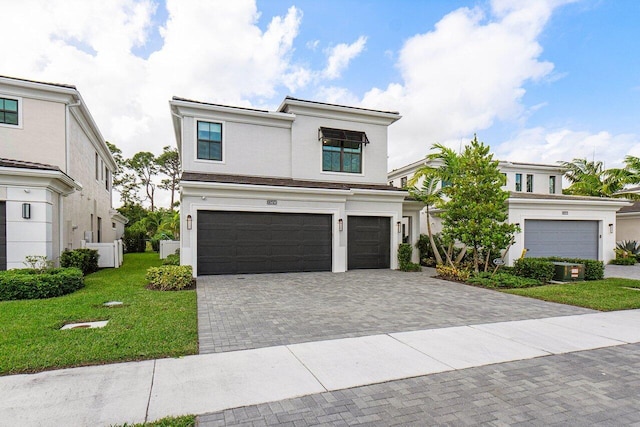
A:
<box><xmin>2</xmin><ymin>309</ymin><xmax>640</xmax><ymax>427</ymax></box>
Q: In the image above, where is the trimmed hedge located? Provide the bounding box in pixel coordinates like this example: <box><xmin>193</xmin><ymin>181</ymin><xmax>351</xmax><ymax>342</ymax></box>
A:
<box><xmin>513</xmin><ymin>258</ymin><xmax>555</xmax><ymax>283</ymax></box>
<box><xmin>468</xmin><ymin>272</ymin><xmax>541</xmax><ymax>289</ymax></box>
<box><xmin>60</xmin><ymin>248</ymin><xmax>99</xmax><ymax>275</ymax></box>
<box><xmin>0</xmin><ymin>268</ymin><xmax>84</xmax><ymax>301</ymax></box>
<box><xmin>398</xmin><ymin>243</ymin><xmax>421</xmax><ymax>272</ymax></box>
<box><xmin>146</xmin><ymin>265</ymin><xmax>193</xmax><ymax>291</ymax></box>
<box><xmin>610</xmin><ymin>257</ymin><xmax>637</xmax><ymax>265</ymax></box>
<box><xmin>123</xmin><ymin>228</ymin><xmax>147</xmax><ymax>253</ymax></box>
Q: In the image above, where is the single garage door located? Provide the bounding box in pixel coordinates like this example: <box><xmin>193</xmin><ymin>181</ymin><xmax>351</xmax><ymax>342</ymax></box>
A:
<box><xmin>197</xmin><ymin>211</ymin><xmax>332</xmax><ymax>275</ymax></box>
<box><xmin>524</xmin><ymin>219</ymin><xmax>598</xmax><ymax>259</ymax></box>
<box><xmin>348</xmin><ymin>216</ymin><xmax>390</xmax><ymax>270</ymax></box>
<box><xmin>0</xmin><ymin>202</ymin><xmax>5</xmax><ymax>270</ymax></box>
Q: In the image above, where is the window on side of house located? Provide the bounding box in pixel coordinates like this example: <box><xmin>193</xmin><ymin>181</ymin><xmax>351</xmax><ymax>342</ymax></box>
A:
<box><xmin>320</xmin><ymin>127</ymin><xmax>367</xmax><ymax>174</ymax></box>
<box><xmin>105</xmin><ymin>168</ymin><xmax>110</xmax><ymax>191</ymax></box>
<box><xmin>197</xmin><ymin>121</ymin><xmax>222</xmax><ymax>161</ymax></box>
<box><xmin>515</xmin><ymin>173</ymin><xmax>522</xmax><ymax>191</ymax></box>
<box><xmin>526</xmin><ymin>174</ymin><xmax>534</xmax><ymax>192</ymax></box>
<box><xmin>0</xmin><ymin>97</ymin><xmax>19</xmax><ymax>125</ymax></box>
<box><xmin>97</xmin><ymin>217</ymin><xmax>102</xmax><ymax>243</ymax></box>
<box><xmin>400</xmin><ymin>177</ymin><xmax>407</xmax><ymax>188</ymax></box>
<box><xmin>95</xmin><ymin>153</ymin><xmax>99</xmax><ymax>180</ymax></box>
<box><xmin>549</xmin><ymin>176</ymin><xmax>556</xmax><ymax>194</ymax></box>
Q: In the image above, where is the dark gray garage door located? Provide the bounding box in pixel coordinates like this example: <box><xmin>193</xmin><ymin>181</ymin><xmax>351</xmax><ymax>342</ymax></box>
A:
<box><xmin>524</xmin><ymin>219</ymin><xmax>598</xmax><ymax>259</ymax></box>
<box><xmin>348</xmin><ymin>216</ymin><xmax>390</xmax><ymax>270</ymax></box>
<box><xmin>0</xmin><ymin>202</ymin><xmax>5</xmax><ymax>270</ymax></box>
<box><xmin>197</xmin><ymin>211</ymin><xmax>332</xmax><ymax>275</ymax></box>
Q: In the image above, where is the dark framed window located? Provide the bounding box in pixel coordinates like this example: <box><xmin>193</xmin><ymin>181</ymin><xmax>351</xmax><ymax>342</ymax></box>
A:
<box><xmin>400</xmin><ymin>177</ymin><xmax>407</xmax><ymax>188</ymax></box>
<box><xmin>197</xmin><ymin>121</ymin><xmax>222</xmax><ymax>161</ymax></box>
<box><xmin>549</xmin><ymin>176</ymin><xmax>556</xmax><ymax>194</ymax></box>
<box><xmin>0</xmin><ymin>97</ymin><xmax>18</xmax><ymax>125</ymax></box>
<box><xmin>515</xmin><ymin>173</ymin><xmax>522</xmax><ymax>192</ymax></box>
<box><xmin>322</xmin><ymin>140</ymin><xmax>362</xmax><ymax>173</ymax></box>
<box><xmin>526</xmin><ymin>174</ymin><xmax>534</xmax><ymax>192</ymax></box>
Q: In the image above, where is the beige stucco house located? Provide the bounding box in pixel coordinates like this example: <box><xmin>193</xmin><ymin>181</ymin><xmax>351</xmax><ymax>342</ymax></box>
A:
<box><xmin>0</xmin><ymin>75</ymin><xmax>124</xmax><ymax>269</ymax></box>
<box><xmin>388</xmin><ymin>158</ymin><xmax>629</xmax><ymax>265</ymax></box>
<box><xmin>170</xmin><ymin>96</ymin><xmax>421</xmax><ymax>276</ymax></box>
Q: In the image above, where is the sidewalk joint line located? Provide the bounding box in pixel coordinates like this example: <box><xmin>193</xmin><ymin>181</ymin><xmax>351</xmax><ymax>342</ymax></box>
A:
<box><xmin>285</xmin><ymin>345</ymin><xmax>329</xmax><ymax>392</ymax></box>
<box><xmin>385</xmin><ymin>332</ymin><xmax>457</xmax><ymax>370</ymax></box>
<box><xmin>145</xmin><ymin>359</ymin><xmax>156</xmax><ymax>423</ymax></box>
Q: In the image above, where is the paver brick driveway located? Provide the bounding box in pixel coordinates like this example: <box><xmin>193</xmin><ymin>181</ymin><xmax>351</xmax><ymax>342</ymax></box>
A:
<box><xmin>197</xmin><ymin>269</ymin><xmax>593</xmax><ymax>354</ymax></box>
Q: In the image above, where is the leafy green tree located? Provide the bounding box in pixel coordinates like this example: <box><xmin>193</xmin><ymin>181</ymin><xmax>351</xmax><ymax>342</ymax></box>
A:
<box><xmin>106</xmin><ymin>141</ymin><xmax>142</xmax><ymax>206</ymax></box>
<box><xmin>561</xmin><ymin>158</ymin><xmax>625</xmax><ymax>197</ymax></box>
<box><xmin>156</xmin><ymin>146</ymin><xmax>181</xmax><ymax>208</ymax></box>
<box><xmin>128</xmin><ymin>152</ymin><xmax>159</xmax><ymax>211</ymax></box>
<box><xmin>440</xmin><ymin>135</ymin><xmax>518</xmax><ymax>273</ymax></box>
<box><xmin>408</xmin><ymin>168</ymin><xmax>444</xmax><ymax>265</ymax></box>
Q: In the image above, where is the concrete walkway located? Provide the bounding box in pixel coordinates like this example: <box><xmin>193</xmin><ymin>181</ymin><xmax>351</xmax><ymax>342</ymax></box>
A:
<box><xmin>605</xmin><ymin>263</ymin><xmax>640</xmax><ymax>279</ymax></box>
<box><xmin>2</xmin><ymin>309</ymin><xmax>640</xmax><ymax>427</ymax></box>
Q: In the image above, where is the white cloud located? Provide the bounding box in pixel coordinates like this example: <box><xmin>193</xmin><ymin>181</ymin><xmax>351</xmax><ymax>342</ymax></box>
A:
<box><xmin>323</xmin><ymin>36</ymin><xmax>367</xmax><ymax>80</ymax></box>
<box><xmin>360</xmin><ymin>0</ymin><xmax>574</xmax><ymax>169</ymax></box>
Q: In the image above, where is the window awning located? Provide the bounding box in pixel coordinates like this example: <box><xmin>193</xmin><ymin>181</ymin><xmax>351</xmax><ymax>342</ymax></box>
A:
<box><xmin>319</xmin><ymin>127</ymin><xmax>369</xmax><ymax>145</ymax></box>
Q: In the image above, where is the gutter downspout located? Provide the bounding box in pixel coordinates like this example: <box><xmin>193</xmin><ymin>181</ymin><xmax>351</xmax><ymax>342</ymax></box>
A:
<box><xmin>63</xmin><ymin>99</ymin><xmax>81</xmax><ymax>254</ymax></box>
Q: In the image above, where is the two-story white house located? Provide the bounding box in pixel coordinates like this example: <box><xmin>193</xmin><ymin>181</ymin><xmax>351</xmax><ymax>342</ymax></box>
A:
<box><xmin>170</xmin><ymin>96</ymin><xmax>422</xmax><ymax>275</ymax></box>
<box><xmin>389</xmin><ymin>157</ymin><xmax>629</xmax><ymax>265</ymax></box>
<box><xmin>0</xmin><ymin>75</ymin><xmax>125</xmax><ymax>270</ymax></box>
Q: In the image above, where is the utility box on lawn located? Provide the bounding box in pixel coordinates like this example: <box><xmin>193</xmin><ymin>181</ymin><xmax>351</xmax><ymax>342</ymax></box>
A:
<box><xmin>552</xmin><ymin>262</ymin><xmax>584</xmax><ymax>282</ymax></box>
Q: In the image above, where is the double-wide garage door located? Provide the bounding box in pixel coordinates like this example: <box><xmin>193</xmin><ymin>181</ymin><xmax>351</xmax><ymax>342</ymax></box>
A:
<box><xmin>197</xmin><ymin>211</ymin><xmax>332</xmax><ymax>275</ymax></box>
<box><xmin>524</xmin><ymin>219</ymin><xmax>598</xmax><ymax>259</ymax></box>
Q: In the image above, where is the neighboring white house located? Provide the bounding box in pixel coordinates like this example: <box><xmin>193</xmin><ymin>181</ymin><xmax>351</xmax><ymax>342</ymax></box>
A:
<box><xmin>0</xmin><ymin>75</ymin><xmax>124</xmax><ymax>270</ymax></box>
<box><xmin>388</xmin><ymin>158</ymin><xmax>630</xmax><ymax>265</ymax></box>
<box><xmin>170</xmin><ymin>96</ymin><xmax>420</xmax><ymax>276</ymax></box>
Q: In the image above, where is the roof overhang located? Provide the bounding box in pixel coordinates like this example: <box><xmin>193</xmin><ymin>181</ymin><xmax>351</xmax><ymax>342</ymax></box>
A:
<box><xmin>0</xmin><ymin>166</ymin><xmax>82</xmax><ymax>196</ymax></box>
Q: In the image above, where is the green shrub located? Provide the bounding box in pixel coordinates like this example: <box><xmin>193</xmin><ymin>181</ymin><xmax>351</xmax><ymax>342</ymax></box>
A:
<box><xmin>60</xmin><ymin>248</ymin><xmax>99</xmax><ymax>275</ymax></box>
<box><xmin>468</xmin><ymin>272</ymin><xmax>541</xmax><ymax>289</ymax></box>
<box><xmin>513</xmin><ymin>258</ymin><xmax>555</xmax><ymax>283</ymax></box>
<box><xmin>146</xmin><ymin>265</ymin><xmax>193</xmax><ymax>291</ymax></box>
<box><xmin>610</xmin><ymin>257</ymin><xmax>637</xmax><ymax>265</ymax></box>
<box><xmin>436</xmin><ymin>264</ymin><xmax>470</xmax><ymax>281</ymax></box>
<box><xmin>0</xmin><ymin>268</ymin><xmax>84</xmax><ymax>301</ymax></box>
<box><xmin>123</xmin><ymin>228</ymin><xmax>147</xmax><ymax>253</ymax></box>
<box><xmin>163</xmin><ymin>253</ymin><xmax>180</xmax><ymax>266</ymax></box>
<box><xmin>398</xmin><ymin>243</ymin><xmax>421</xmax><ymax>272</ymax></box>
<box><xmin>541</xmin><ymin>257</ymin><xmax>604</xmax><ymax>281</ymax></box>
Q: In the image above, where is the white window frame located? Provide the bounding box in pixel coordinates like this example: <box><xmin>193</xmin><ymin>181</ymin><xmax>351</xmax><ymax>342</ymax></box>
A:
<box><xmin>0</xmin><ymin>94</ymin><xmax>23</xmax><ymax>129</ymax></box>
<box><xmin>193</xmin><ymin>118</ymin><xmax>226</xmax><ymax>164</ymax></box>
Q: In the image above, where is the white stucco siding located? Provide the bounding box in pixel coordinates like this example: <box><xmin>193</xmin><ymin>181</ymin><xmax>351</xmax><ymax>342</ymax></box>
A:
<box><xmin>290</xmin><ymin>114</ymin><xmax>389</xmax><ymax>184</ymax></box>
<box><xmin>180</xmin><ymin>115</ymin><xmax>292</xmax><ymax>178</ymax></box>
<box><xmin>0</xmin><ymin>97</ymin><xmax>66</xmax><ymax>167</ymax></box>
<box><xmin>64</xmin><ymin>114</ymin><xmax>115</xmax><ymax>248</ymax></box>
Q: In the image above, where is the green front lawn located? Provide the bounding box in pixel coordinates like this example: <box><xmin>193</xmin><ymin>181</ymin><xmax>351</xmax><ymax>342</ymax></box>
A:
<box><xmin>0</xmin><ymin>252</ymin><xmax>197</xmax><ymax>375</ymax></box>
<box><xmin>504</xmin><ymin>278</ymin><xmax>640</xmax><ymax>311</ymax></box>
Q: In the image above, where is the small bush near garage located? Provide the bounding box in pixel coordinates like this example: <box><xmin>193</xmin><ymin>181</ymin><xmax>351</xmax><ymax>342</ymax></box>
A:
<box><xmin>0</xmin><ymin>268</ymin><xmax>84</xmax><ymax>301</ymax></box>
<box><xmin>513</xmin><ymin>258</ymin><xmax>555</xmax><ymax>283</ymax></box>
<box><xmin>163</xmin><ymin>253</ymin><xmax>180</xmax><ymax>266</ymax></box>
<box><xmin>436</xmin><ymin>264</ymin><xmax>470</xmax><ymax>282</ymax></box>
<box><xmin>60</xmin><ymin>248</ymin><xmax>99</xmax><ymax>275</ymax></box>
<box><xmin>468</xmin><ymin>272</ymin><xmax>541</xmax><ymax>289</ymax></box>
<box><xmin>398</xmin><ymin>243</ymin><xmax>421</xmax><ymax>272</ymax></box>
<box><xmin>540</xmin><ymin>257</ymin><xmax>605</xmax><ymax>280</ymax></box>
<box><xmin>611</xmin><ymin>256</ymin><xmax>637</xmax><ymax>265</ymax></box>
<box><xmin>123</xmin><ymin>228</ymin><xmax>147</xmax><ymax>253</ymax></box>
<box><xmin>146</xmin><ymin>265</ymin><xmax>194</xmax><ymax>291</ymax></box>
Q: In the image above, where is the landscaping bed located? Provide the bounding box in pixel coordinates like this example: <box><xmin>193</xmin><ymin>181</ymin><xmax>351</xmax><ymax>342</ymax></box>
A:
<box><xmin>0</xmin><ymin>252</ymin><xmax>197</xmax><ymax>375</ymax></box>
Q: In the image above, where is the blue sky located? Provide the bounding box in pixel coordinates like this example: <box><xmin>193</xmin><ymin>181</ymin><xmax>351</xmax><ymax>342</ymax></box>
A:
<box><xmin>2</xmin><ymin>0</ymin><xmax>639</xmax><ymax>175</ymax></box>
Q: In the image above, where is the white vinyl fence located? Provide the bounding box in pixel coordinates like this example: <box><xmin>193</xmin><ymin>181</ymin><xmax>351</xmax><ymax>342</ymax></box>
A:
<box><xmin>81</xmin><ymin>240</ymin><xmax>124</xmax><ymax>268</ymax></box>
<box><xmin>159</xmin><ymin>240</ymin><xmax>180</xmax><ymax>259</ymax></box>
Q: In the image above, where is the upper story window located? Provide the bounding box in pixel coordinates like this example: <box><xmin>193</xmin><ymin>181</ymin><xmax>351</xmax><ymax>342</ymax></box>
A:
<box><xmin>319</xmin><ymin>127</ymin><xmax>368</xmax><ymax>174</ymax></box>
<box><xmin>400</xmin><ymin>177</ymin><xmax>407</xmax><ymax>188</ymax></box>
<box><xmin>0</xmin><ymin>97</ymin><xmax>19</xmax><ymax>126</ymax></box>
<box><xmin>526</xmin><ymin>174</ymin><xmax>534</xmax><ymax>192</ymax></box>
<box><xmin>515</xmin><ymin>173</ymin><xmax>522</xmax><ymax>192</ymax></box>
<box><xmin>549</xmin><ymin>176</ymin><xmax>556</xmax><ymax>194</ymax></box>
<box><xmin>197</xmin><ymin>121</ymin><xmax>222</xmax><ymax>161</ymax></box>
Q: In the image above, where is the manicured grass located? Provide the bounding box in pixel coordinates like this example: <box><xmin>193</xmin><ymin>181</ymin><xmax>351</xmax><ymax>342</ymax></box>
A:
<box><xmin>116</xmin><ymin>415</ymin><xmax>196</xmax><ymax>427</ymax></box>
<box><xmin>0</xmin><ymin>253</ymin><xmax>197</xmax><ymax>375</ymax></box>
<box><xmin>503</xmin><ymin>278</ymin><xmax>640</xmax><ymax>311</ymax></box>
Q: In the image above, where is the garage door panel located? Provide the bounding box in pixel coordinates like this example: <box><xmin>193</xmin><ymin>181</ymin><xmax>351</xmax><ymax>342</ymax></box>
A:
<box><xmin>524</xmin><ymin>220</ymin><xmax>598</xmax><ymax>259</ymax></box>
<box><xmin>197</xmin><ymin>211</ymin><xmax>331</xmax><ymax>275</ymax></box>
<box><xmin>348</xmin><ymin>216</ymin><xmax>391</xmax><ymax>270</ymax></box>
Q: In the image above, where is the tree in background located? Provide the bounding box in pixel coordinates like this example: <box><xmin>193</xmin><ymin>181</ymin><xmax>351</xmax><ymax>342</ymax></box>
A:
<box><xmin>157</xmin><ymin>146</ymin><xmax>181</xmax><ymax>208</ymax></box>
<box><xmin>407</xmin><ymin>168</ymin><xmax>444</xmax><ymax>265</ymax></box>
<box><xmin>560</xmin><ymin>158</ymin><xmax>625</xmax><ymax>197</ymax></box>
<box><xmin>440</xmin><ymin>136</ymin><xmax>518</xmax><ymax>273</ymax></box>
<box><xmin>128</xmin><ymin>152</ymin><xmax>159</xmax><ymax>211</ymax></box>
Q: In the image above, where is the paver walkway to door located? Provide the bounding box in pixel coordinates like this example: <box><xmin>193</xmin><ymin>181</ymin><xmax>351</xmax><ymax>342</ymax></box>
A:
<box><xmin>197</xmin><ymin>269</ymin><xmax>593</xmax><ymax>353</ymax></box>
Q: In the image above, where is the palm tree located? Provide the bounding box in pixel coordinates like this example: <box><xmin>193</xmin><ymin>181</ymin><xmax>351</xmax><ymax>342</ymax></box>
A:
<box><xmin>408</xmin><ymin>168</ymin><xmax>444</xmax><ymax>265</ymax></box>
<box><xmin>560</xmin><ymin>158</ymin><xmax>626</xmax><ymax>197</ymax></box>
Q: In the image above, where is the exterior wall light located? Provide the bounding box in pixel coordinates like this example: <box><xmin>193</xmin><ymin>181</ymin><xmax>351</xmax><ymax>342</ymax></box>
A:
<box><xmin>338</xmin><ymin>218</ymin><xmax>343</xmax><ymax>232</ymax></box>
<box><xmin>186</xmin><ymin>214</ymin><xmax>193</xmax><ymax>230</ymax></box>
<box><xmin>22</xmin><ymin>203</ymin><xmax>31</xmax><ymax>219</ymax></box>
<box><xmin>397</xmin><ymin>221</ymin><xmax>402</xmax><ymax>233</ymax></box>
<box><xmin>609</xmin><ymin>223</ymin><xmax>614</xmax><ymax>234</ymax></box>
